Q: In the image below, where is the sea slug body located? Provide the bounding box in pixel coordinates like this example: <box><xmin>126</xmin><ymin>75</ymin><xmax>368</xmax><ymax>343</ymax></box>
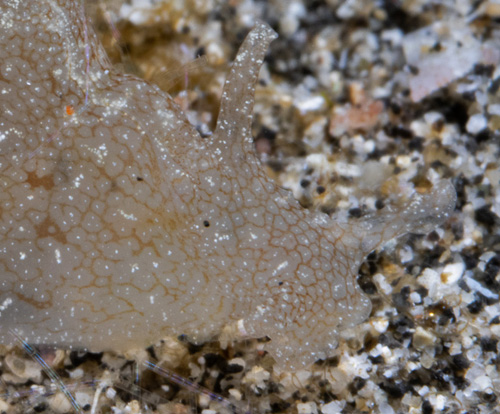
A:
<box><xmin>0</xmin><ymin>0</ymin><xmax>456</xmax><ymax>370</ymax></box>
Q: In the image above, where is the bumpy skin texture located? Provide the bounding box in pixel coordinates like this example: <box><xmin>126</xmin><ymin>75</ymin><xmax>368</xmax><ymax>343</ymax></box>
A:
<box><xmin>0</xmin><ymin>0</ymin><xmax>456</xmax><ymax>370</ymax></box>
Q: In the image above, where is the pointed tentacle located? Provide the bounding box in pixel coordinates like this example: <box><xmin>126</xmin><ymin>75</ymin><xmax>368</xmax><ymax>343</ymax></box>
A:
<box><xmin>355</xmin><ymin>180</ymin><xmax>457</xmax><ymax>256</ymax></box>
<box><xmin>212</xmin><ymin>22</ymin><xmax>277</xmax><ymax>160</ymax></box>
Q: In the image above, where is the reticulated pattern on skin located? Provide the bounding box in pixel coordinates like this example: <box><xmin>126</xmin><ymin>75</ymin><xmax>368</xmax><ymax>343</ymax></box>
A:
<box><xmin>0</xmin><ymin>0</ymin><xmax>456</xmax><ymax>371</ymax></box>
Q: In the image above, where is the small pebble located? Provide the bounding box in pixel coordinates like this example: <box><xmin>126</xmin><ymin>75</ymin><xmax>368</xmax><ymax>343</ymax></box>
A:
<box><xmin>297</xmin><ymin>401</ymin><xmax>318</xmax><ymax>414</ymax></box>
<box><xmin>321</xmin><ymin>400</ymin><xmax>345</xmax><ymax>414</ymax></box>
<box><xmin>440</xmin><ymin>262</ymin><xmax>465</xmax><ymax>284</ymax></box>
<box><xmin>466</xmin><ymin>114</ymin><xmax>488</xmax><ymax>134</ymax></box>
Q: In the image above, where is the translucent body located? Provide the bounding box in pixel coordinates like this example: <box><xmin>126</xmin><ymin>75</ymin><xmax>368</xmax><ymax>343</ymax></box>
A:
<box><xmin>0</xmin><ymin>0</ymin><xmax>456</xmax><ymax>370</ymax></box>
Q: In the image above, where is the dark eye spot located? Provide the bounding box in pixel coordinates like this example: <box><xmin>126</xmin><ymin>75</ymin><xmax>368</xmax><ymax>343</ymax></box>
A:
<box><xmin>203</xmin><ymin>220</ymin><xmax>210</xmax><ymax>227</ymax></box>
<box><xmin>136</xmin><ymin>176</ymin><xmax>143</xmax><ymax>181</ymax></box>
<box><xmin>278</xmin><ymin>281</ymin><xmax>283</xmax><ymax>286</ymax></box>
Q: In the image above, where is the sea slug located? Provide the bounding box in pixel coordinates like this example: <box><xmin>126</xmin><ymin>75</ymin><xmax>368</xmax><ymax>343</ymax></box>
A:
<box><xmin>0</xmin><ymin>0</ymin><xmax>456</xmax><ymax>370</ymax></box>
